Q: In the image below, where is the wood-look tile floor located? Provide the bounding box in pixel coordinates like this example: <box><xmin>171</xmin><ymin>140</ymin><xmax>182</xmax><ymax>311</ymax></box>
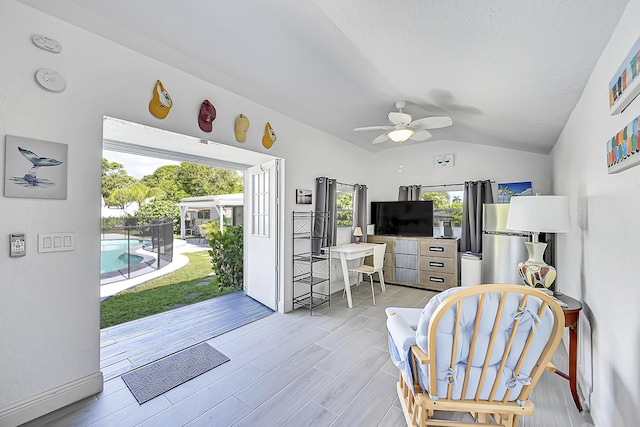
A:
<box><xmin>21</xmin><ymin>285</ymin><xmax>594</xmax><ymax>427</ymax></box>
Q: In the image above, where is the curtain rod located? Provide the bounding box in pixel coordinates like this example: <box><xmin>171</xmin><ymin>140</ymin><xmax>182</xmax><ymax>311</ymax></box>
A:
<box><xmin>336</xmin><ymin>181</ymin><xmax>357</xmax><ymax>187</ymax></box>
<box><xmin>419</xmin><ymin>180</ymin><xmax>495</xmax><ymax>188</ymax></box>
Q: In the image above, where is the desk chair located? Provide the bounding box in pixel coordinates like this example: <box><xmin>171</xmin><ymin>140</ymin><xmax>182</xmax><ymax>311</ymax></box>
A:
<box><xmin>348</xmin><ymin>243</ymin><xmax>386</xmax><ymax>305</ymax></box>
<box><xmin>386</xmin><ymin>284</ymin><xmax>564</xmax><ymax>426</ymax></box>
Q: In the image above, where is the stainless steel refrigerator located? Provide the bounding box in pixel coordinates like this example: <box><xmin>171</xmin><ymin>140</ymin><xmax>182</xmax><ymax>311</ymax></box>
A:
<box><xmin>481</xmin><ymin>203</ymin><xmax>529</xmax><ymax>284</ymax></box>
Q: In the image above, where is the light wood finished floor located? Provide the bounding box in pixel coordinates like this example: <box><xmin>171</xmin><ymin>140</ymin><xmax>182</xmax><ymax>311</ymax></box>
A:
<box><xmin>22</xmin><ymin>285</ymin><xmax>594</xmax><ymax>427</ymax></box>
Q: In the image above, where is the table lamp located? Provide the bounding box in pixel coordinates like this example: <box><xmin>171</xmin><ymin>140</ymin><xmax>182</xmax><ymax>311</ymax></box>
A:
<box><xmin>353</xmin><ymin>226</ymin><xmax>363</xmax><ymax>243</ymax></box>
<box><xmin>506</xmin><ymin>195</ymin><xmax>570</xmax><ymax>294</ymax></box>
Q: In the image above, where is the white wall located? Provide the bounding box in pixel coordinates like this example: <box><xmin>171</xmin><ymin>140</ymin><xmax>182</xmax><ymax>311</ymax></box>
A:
<box><xmin>369</xmin><ymin>139</ymin><xmax>552</xmax><ymax>202</ymax></box>
<box><xmin>0</xmin><ymin>2</ymin><xmax>375</xmax><ymax>424</ymax></box>
<box><xmin>552</xmin><ymin>0</ymin><xmax>640</xmax><ymax>423</ymax></box>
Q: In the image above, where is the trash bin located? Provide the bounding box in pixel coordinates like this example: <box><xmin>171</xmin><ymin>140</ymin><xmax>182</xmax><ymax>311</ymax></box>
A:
<box><xmin>461</xmin><ymin>252</ymin><xmax>482</xmax><ymax>286</ymax></box>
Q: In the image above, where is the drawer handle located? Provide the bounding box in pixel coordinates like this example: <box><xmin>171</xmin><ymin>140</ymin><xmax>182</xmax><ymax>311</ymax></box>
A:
<box><xmin>429</xmin><ymin>277</ymin><xmax>445</xmax><ymax>283</ymax></box>
<box><xmin>429</xmin><ymin>261</ymin><xmax>445</xmax><ymax>268</ymax></box>
<box><xmin>429</xmin><ymin>246</ymin><xmax>445</xmax><ymax>252</ymax></box>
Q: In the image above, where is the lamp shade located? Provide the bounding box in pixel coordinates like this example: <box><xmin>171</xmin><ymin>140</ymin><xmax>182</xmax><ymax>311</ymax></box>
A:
<box><xmin>387</xmin><ymin>128</ymin><xmax>414</xmax><ymax>143</ymax></box>
<box><xmin>353</xmin><ymin>226</ymin><xmax>363</xmax><ymax>237</ymax></box>
<box><xmin>506</xmin><ymin>195</ymin><xmax>570</xmax><ymax>233</ymax></box>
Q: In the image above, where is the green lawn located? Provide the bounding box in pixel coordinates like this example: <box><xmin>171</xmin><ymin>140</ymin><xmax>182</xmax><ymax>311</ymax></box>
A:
<box><xmin>100</xmin><ymin>250</ymin><xmax>237</xmax><ymax>329</ymax></box>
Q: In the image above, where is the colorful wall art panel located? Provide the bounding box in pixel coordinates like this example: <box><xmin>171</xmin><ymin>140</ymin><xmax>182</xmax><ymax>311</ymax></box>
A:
<box><xmin>607</xmin><ymin>115</ymin><xmax>640</xmax><ymax>173</ymax></box>
<box><xmin>609</xmin><ymin>36</ymin><xmax>640</xmax><ymax>114</ymax></box>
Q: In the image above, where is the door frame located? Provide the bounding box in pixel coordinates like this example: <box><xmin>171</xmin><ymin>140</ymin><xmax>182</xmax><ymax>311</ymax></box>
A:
<box><xmin>103</xmin><ymin>116</ymin><xmax>285</xmax><ymax>313</ymax></box>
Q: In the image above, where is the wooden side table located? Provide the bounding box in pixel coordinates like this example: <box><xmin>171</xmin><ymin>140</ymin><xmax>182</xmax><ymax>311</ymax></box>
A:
<box><xmin>554</xmin><ymin>293</ymin><xmax>583</xmax><ymax>412</ymax></box>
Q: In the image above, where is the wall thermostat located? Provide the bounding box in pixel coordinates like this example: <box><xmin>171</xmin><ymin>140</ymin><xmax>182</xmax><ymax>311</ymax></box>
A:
<box><xmin>10</xmin><ymin>233</ymin><xmax>26</xmax><ymax>257</ymax></box>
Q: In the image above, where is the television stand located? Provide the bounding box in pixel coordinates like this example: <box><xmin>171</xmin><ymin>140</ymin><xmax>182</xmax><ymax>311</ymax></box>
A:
<box><xmin>367</xmin><ymin>235</ymin><xmax>459</xmax><ymax>291</ymax></box>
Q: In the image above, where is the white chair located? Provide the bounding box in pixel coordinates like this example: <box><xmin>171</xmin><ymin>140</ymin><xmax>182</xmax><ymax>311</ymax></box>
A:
<box><xmin>385</xmin><ymin>284</ymin><xmax>565</xmax><ymax>426</ymax></box>
<box><xmin>348</xmin><ymin>243</ymin><xmax>386</xmax><ymax>305</ymax></box>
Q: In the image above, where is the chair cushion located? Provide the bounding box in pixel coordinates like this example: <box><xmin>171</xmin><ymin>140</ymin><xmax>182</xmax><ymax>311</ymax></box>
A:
<box><xmin>385</xmin><ymin>307</ymin><xmax>422</xmax><ymax>329</ymax></box>
<box><xmin>386</xmin><ymin>312</ymin><xmax>417</xmax><ymax>354</ymax></box>
<box><xmin>385</xmin><ymin>290</ymin><xmax>462</xmax><ymax>395</ymax></box>
<box><xmin>414</xmin><ymin>287</ymin><xmax>555</xmax><ymax>401</ymax></box>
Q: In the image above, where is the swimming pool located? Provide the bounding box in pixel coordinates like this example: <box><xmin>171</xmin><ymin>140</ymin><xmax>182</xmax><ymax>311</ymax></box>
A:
<box><xmin>100</xmin><ymin>239</ymin><xmax>148</xmax><ymax>275</ymax></box>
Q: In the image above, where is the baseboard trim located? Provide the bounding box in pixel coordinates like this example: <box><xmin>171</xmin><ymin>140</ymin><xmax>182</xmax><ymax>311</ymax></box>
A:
<box><xmin>0</xmin><ymin>371</ymin><xmax>103</xmax><ymax>427</ymax></box>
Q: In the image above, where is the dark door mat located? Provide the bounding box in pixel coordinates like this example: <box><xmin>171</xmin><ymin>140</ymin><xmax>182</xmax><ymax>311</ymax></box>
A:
<box><xmin>121</xmin><ymin>342</ymin><xmax>229</xmax><ymax>404</ymax></box>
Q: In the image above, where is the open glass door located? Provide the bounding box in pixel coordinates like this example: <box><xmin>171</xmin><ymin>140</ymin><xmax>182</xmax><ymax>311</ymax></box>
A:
<box><xmin>244</xmin><ymin>159</ymin><xmax>280</xmax><ymax>310</ymax></box>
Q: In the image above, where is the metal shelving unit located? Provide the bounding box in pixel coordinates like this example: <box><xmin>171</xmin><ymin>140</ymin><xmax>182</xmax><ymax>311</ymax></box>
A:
<box><xmin>292</xmin><ymin>211</ymin><xmax>330</xmax><ymax>315</ymax></box>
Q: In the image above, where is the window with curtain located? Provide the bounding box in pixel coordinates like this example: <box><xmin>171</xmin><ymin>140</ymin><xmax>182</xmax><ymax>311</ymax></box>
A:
<box><xmin>336</xmin><ymin>183</ymin><xmax>354</xmax><ymax>228</ymax></box>
<box><xmin>421</xmin><ymin>186</ymin><xmax>464</xmax><ymax>238</ymax></box>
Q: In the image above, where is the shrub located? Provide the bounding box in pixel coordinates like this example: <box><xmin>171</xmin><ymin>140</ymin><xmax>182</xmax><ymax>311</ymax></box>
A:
<box><xmin>208</xmin><ymin>225</ymin><xmax>243</xmax><ymax>291</ymax></box>
<box><xmin>136</xmin><ymin>200</ymin><xmax>181</xmax><ymax>233</ymax></box>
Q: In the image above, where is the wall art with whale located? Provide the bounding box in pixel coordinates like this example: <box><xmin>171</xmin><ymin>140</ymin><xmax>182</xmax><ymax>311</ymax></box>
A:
<box><xmin>4</xmin><ymin>135</ymin><xmax>68</xmax><ymax>199</ymax></box>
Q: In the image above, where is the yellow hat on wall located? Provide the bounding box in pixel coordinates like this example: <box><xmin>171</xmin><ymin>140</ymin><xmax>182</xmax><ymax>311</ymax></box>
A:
<box><xmin>262</xmin><ymin>122</ymin><xmax>277</xmax><ymax>149</ymax></box>
<box><xmin>235</xmin><ymin>114</ymin><xmax>250</xmax><ymax>142</ymax></box>
<box><xmin>148</xmin><ymin>80</ymin><xmax>173</xmax><ymax>119</ymax></box>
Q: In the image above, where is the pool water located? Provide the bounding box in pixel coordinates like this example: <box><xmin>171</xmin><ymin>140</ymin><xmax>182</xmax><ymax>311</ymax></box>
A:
<box><xmin>101</xmin><ymin>239</ymin><xmax>148</xmax><ymax>274</ymax></box>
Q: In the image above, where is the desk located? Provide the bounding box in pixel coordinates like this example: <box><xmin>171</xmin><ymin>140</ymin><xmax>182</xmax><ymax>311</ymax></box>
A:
<box><xmin>330</xmin><ymin>243</ymin><xmax>377</xmax><ymax>308</ymax></box>
<box><xmin>554</xmin><ymin>293</ymin><xmax>583</xmax><ymax>412</ymax></box>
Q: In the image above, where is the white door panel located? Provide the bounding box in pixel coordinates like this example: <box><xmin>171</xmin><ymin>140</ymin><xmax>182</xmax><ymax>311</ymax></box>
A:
<box><xmin>245</xmin><ymin>159</ymin><xmax>279</xmax><ymax>310</ymax></box>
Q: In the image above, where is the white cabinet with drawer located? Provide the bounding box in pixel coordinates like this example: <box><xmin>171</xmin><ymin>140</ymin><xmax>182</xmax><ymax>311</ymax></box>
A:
<box><xmin>420</xmin><ymin>239</ymin><xmax>458</xmax><ymax>291</ymax></box>
<box><xmin>367</xmin><ymin>235</ymin><xmax>459</xmax><ymax>291</ymax></box>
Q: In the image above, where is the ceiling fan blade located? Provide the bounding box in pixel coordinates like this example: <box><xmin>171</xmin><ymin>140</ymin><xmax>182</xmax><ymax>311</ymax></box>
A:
<box><xmin>372</xmin><ymin>133</ymin><xmax>389</xmax><ymax>144</ymax></box>
<box><xmin>410</xmin><ymin>116</ymin><xmax>453</xmax><ymax>129</ymax></box>
<box><xmin>354</xmin><ymin>125</ymin><xmax>393</xmax><ymax>132</ymax></box>
<box><xmin>388</xmin><ymin>111</ymin><xmax>412</xmax><ymax>125</ymax></box>
<box><xmin>410</xmin><ymin>129</ymin><xmax>432</xmax><ymax>141</ymax></box>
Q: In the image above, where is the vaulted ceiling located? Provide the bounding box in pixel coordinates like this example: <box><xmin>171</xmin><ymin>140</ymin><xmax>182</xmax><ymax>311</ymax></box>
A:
<box><xmin>21</xmin><ymin>0</ymin><xmax>629</xmax><ymax>153</ymax></box>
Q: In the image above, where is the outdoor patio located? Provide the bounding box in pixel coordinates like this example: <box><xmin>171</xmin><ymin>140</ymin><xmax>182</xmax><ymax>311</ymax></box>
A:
<box><xmin>100</xmin><ymin>291</ymin><xmax>274</xmax><ymax>381</ymax></box>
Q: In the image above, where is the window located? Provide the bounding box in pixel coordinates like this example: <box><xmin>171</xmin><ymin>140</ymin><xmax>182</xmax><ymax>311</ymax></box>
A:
<box><xmin>336</xmin><ymin>184</ymin><xmax>354</xmax><ymax>228</ymax></box>
<box><xmin>252</xmin><ymin>168</ymin><xmax>269</xmax><ymax>237</ymax></box>
<box><xmin>197</xmin><ymin>210</ymin><xmax>211</xmax><ymax>219</ymax></box>
<box><xmin>421</xmin><ymin>187</ymin><xmax>463</xmax><ymax>237</ymax></box>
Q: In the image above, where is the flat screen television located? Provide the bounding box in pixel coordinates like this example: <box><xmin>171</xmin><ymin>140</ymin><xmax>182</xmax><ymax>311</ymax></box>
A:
<box><xmin>370</xmin><ymin>201</ymin><xmax>434</xmax><ymax>237</ymax></box>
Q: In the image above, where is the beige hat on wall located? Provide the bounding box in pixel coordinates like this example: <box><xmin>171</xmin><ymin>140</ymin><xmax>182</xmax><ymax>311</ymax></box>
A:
<box><xmin>235</xmin><ymin>114</ymin><xmax>250</xmax><ymax>142</ymax></box>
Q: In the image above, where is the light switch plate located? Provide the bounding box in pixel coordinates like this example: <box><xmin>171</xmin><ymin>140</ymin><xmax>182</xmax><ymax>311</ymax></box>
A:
<box><xmin>434</xmin><ymin>154</ymin><xmax>455</xmax><ymax>168</ymax></box>
<box><xmin>38</xmin><ymin>232</ymin><xmax>75</xmax><ymax>253</ymax></box>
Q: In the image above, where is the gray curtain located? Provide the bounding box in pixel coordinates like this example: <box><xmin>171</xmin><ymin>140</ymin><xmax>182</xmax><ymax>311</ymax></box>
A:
<box><xmin>460</xmin><ymin>180</ymin><xmax>494</xmax><ymax>253</ymax></box>
<box><xmin>398</xmin><ymin>185</ymin><xmax>421</xmax><ymax>201</ymax></box>
<box><xmin>352</xmin><ymin>184</ymin><xmax>368</xmax><ymax>243</ymax></box>
<box><xmin>313</xmin><ymin>177</ymin><xmax>337</xmax><ymax>253</ymax></box>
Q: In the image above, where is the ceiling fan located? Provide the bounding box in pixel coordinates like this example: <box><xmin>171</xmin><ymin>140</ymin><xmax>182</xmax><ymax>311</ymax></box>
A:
<box><xmin>354</xmin><ymin>100</ymin><xmax>452</xmax><ymax>144</ymax></box>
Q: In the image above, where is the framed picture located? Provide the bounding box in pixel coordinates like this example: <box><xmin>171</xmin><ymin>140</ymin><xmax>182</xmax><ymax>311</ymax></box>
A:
<box><xmin>497</xmin><ymin>181</ymin><xmax>532</xmax><ymax>203</ymax></box>
<box><xmin>4</xmin><ymin>135</ymin><xmax>68</xmax><ymax>199</ymax></box>
<box><xmin>606</xmin><ymin>114</ymin><xmax>640</xmax><ymax>173</ymax></box>
<box><xmin>296</xmin><ymin>188</ymin><xmax>312</xmax><ymax>204</ymax></box>
<box><xmin>609</xmin><ymin>36</ymin><xmax>640</xmax><ymax>115</ymax></box>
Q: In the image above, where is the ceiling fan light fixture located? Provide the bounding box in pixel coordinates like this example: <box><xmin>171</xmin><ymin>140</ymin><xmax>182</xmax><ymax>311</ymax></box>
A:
<box><xmin>387</xmin><ymin>128</ymin><xmax>414</xmax><ymax>143</ymax></box>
